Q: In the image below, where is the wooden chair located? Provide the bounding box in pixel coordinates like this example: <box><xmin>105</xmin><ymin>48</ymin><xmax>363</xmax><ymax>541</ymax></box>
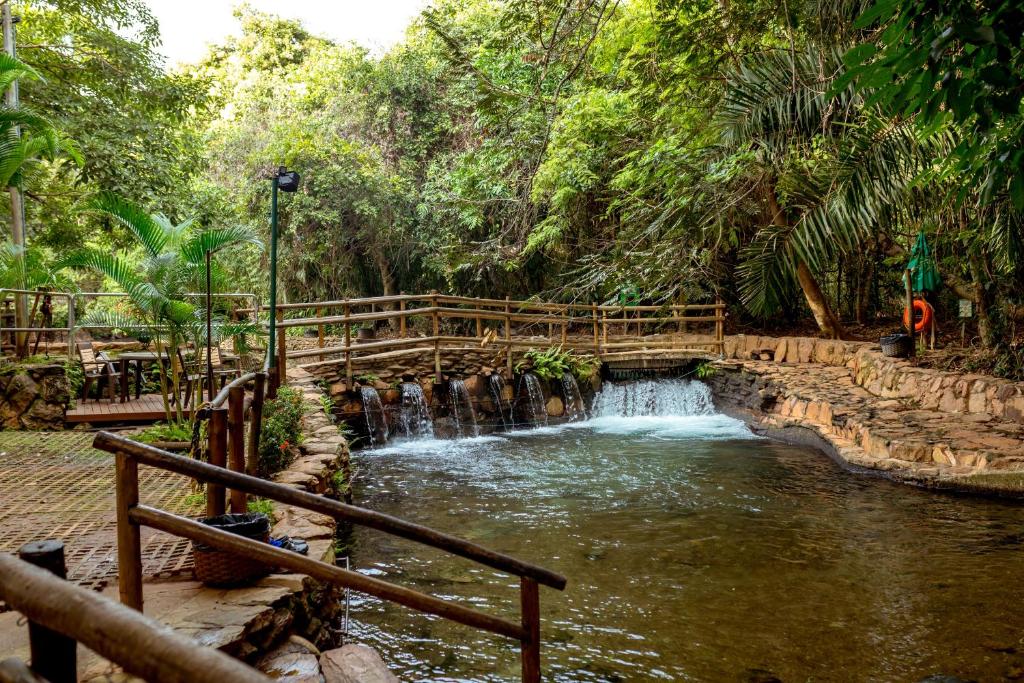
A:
<box><xmin>77</xmin><ymin>341</ymin><xmax>121</xmax><ymax>402</ymax></box>
<box><xmin>182</xmin><ymin>346</ymin><xmax>240</xmax><ymax>406</ymax></box>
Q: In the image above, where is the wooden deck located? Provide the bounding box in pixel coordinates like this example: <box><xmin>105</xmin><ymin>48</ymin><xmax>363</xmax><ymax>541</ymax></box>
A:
<box><xmin>66</xmin><ymin>394</ymin><xmax>193</xmax><ymax>424</ymax></box>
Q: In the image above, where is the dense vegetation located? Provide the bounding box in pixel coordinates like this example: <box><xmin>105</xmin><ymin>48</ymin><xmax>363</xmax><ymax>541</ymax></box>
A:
<box><xmin>2</xmin><ymin>0</ymin><xmax>1022</xmax><ymax>354</ymax></box>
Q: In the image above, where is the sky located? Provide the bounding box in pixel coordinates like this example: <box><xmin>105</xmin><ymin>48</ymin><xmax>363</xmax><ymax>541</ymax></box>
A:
<box><xmin>147</xmin><ymin>0</ymin><xmax>430</xmax><ymax>67</ymax></box>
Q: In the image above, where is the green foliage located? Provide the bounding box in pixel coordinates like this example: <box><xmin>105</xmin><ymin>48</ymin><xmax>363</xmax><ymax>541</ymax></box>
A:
<box><xmin>517</xmin><ymin>347</ymin><xmax>599</xmax><ymax>382</ymax></box>
<box><xmin>693</xmin><ymin>361</ymin><xmax>717</xmax><ymax>380</ymax></box>
<box><xmin>257</xmin><ymin>386</ymin><xmax>304</xmax><ymax>477</ymax></box>
<box><xmin>136</xmin><ymin>421</ymin><xmax>193</xmax><ymax>444</ymax></box>
<box><xmin>247</xmin><ymin>498</ymin><xmax>277</xmax><ymax>524</ymax></box>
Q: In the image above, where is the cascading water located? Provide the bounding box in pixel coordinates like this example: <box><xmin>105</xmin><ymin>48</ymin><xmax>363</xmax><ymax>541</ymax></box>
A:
<box><xmin>360</xmin><ymin>386</ymin><xmax>390</xmax><ymax>446</ymax></box>
<box><xmin>592</xmin><ymin>378</ymin><xmax>714</xmax><ymax>417</ymax></box>
<box><xmin>518</xmin><ymin>373</ymin><xmax>549</xmax><ymax>427</ymax></box>
<box><xmin>487</xmin><ymin>374</ymin><xmax>512</xmax><ymax>430</ymax></box>
<box><xmin>396</xmin><ymin>382</ymin><xmax>433</xmax><ymax>439</ymax></box>
<box><xmin>559</xmin><ymin>372</ymin><xmax>586</xmax><ymax>421</ymax></box>
<box><xmin>448</xmin><ymin>379</ymin><xmax>480</xmax><ymax>438</ymax></box>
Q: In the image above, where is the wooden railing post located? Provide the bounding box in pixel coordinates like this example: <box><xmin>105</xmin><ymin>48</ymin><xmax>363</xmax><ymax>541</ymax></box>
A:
<box><xmin>591</xmin><ymin>303</ymin><xmax>599</xmax><ymax>353</ymax></box>
<box><xmin>715</xmin><ymin>297</ymin><xmax>725</xmax><ymax>355</ymax></box>
<box><xmin>227</xmin><ymin>385</ymin><xmax>247</xmax><ymax>513</ymax></box>
<box><xmin>399</xmin><ymin>293</ymin><xmax>407</xmax><ymax>338</ymax></box>
<box><xmin>18</xmin><ymin>540</ymin><xmax>76</xmax><ymax>683</ymax></box>
<box><xmin>276</xmin><ymin>310</ymin><xmax>287</xmax><ymax>386</ymax></box>
<box><xmin>520</xmin><ymin>577</ymin><xmax>541</xmax><ymax>683</ymax></box>
<box><xmin>246</xmin><ymin>372</ymin><xmax>266</xmax><ymax>477</ymax></box>
<box><xmin>115</xmin><ymin>452</ymin><xmax>143</xmax><ymax>612</ymax></box>
<box><xmin>344</xmin><ymin>301</ymin><xmax>352</xmax><ymax>388</ymax></box>
<box><xmin>207</xmin><ymin>408</ymin><xmax>228</xmax><ymax>517</ymax></box>
<box><xmin>316</xmin><ymin>306</ymin><xmax>324</xmax><ymax>363</ymax></box>
<box><xmin>504</xmin><ymin>296</ymin><xmax>512</xmax><ymax>374</ymax></box>
<box><xmin>431</xmin><ymin>290</ymin><xmax>441</xmax><ymax>382</ymax></box>
<box><xmin>601</xmin><ymin>308</ymin><xmax>608</xmax><ymax>349</ymax></box>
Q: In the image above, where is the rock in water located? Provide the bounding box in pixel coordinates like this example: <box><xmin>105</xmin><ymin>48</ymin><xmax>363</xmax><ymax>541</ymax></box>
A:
<box><xmin>321</xmin><ymin>644</ymin><xmax>398</xmax><ymax>683</ymax></box>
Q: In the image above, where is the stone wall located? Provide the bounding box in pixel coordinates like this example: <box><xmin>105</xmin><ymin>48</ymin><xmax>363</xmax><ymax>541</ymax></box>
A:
<box><xmin>0</xmin><ymin>363</ymin><xmax>70</xmax><ymax>430</ymax></box>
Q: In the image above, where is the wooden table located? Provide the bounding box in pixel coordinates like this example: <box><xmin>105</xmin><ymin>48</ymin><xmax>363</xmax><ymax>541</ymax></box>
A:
<box><xmin>113</xmin><ymin>351</ymin><xmax>170</xmax><ymax>402</ymax></box>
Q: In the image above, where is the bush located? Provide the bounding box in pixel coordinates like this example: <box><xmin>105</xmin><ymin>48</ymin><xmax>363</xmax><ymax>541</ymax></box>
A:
<box><xmin>137</xmin><ymin>421</ymin><xmax>193</xmax><ymax>444</ymax></box>
<box><xmin>257</xmin><ymin>386</ymin><xmax>304</xmax><ymax>477</ymax></box>
<box><xmin>516</xmin><ymin>347</ymin><xmax>600</xmax><ymax>381</ymax></box>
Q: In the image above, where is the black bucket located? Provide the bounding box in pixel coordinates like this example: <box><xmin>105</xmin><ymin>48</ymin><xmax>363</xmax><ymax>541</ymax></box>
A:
<box><xmin>879</xmin><ymin>333</ymin><xmax>913</xmax><ymax>358</ymax></box>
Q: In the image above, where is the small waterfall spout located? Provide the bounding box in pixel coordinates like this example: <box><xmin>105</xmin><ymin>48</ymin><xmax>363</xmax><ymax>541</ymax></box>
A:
<box><xmin>397</xmin><ymin>382</ymin><xmax>433</xmax><ymax>439</ymax></box>
<box><xmin>487</xmin><ymin>374</ymin><xmax>513</xmax><ymax>430</ymax></box>
<box><xmin>593</xmin><ymin>379</ymin><xmax>714</xmax><ymax>417</ymax></box>
<box><xmin>517</xmin><ymin>373</ymin><xmax>549</xmax><ymax>427</ymax></box>
<box><xmin>448</xmin><ymin>379</ymin><xmax>479</xmax><ymax>438</ymax></box>
<box><xmin>360</xmin><ymin>386</ymin><xmax>389</xmax><ymax>446</ymax></box>
<box><xmin>559</xmin><ymin>372</ymin><xmax>586</xmax><ymax>421</ymax></box>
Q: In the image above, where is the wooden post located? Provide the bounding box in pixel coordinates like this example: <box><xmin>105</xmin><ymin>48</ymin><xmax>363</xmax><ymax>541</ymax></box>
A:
<box><xmin>504</xmin><ymin>296</ymin><xmax>513</xmax><ymax>374</ymax></box>
<box><xmin>904</xmin><ymin>269</ymin><xmax>915</xmax><ymax>357</ymax></box>
<box><xmin>591</xmin><ymin>303</ymin><xmax>599</xmax><ymax>353</ymax></box>
<box><xmin>115</xmin><ymin>453</ymin><xmax>143</xmax><ymax>612</ymax></box>
<box><xmin>476</xmin><ymin>311</ymin><xmax>483</xmax><ymax>339</ymax></box>
<box><xmin>560</xmin><ymin>321</ymin><xmax>567</xmax><ymax>346</ymax></box>
<box><xmin>601</xmin><ymin>308</ymin><xmax>608</xmax><ymax>349</ymax></box>
<box><xmin>399</xmin><ymin>293</ymin><xmax>407</xmax><ymax>338</ymax></box>
<box><xmin>520</xmin><ymin>577</ymin><xmax>541</xmax><ymax>683</ymax></box>
<box><xmin>18</xmin><ymin>540</ymin><xmax>76</xmax><ymax>683</ymax></box>
<box><xmin>207</xmin><ymin>408</ymin><xmax>228</xmax><ymax>516</ymax></box>
<box><xmin>227</xmin><ymin>386</ymin><xmax>247</xmax><ymax>513</ymax></box>
<box><xmin>246</xmin><ymin>372</ymin><xmax>266</xmax><ymax>477</ymax></box>
<box><xmin>344</xmin><ymin>301</ymin><xmax>352</xmax><ymax>388</ymax></box>
<box><xmin>276</xmin><ymin>310</ymin><xmax>287</xmax><ymax>386</ymax></box>
<box><xmin>715</xmin><ymin>297</ymin><xmax>725</xmax><ymax>356</ymax></box>
<box><xmin>316</xmin><ymin>306</ymin><xmax>324</xmax><ymax>363</ymax></box>
<box><xmin>431</xmin><ymin>291</ymin><xmax>441</xmax><ymax>382</ymax></box>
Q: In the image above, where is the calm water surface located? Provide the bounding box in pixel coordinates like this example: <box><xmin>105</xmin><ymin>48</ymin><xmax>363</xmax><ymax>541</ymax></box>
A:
<box><xmin>348</xmin><ymin>385</ymin><xmax>1024</xmax><ymax>682</ymax></box>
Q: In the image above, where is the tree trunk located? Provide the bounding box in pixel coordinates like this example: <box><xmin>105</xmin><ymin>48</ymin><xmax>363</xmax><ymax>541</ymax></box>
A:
<box><xmin>764</xmin><ymin>185</ymin><xmax>845</xmax><ymax>339</ymax></box>
<box><xmin>855</xmin><ymin>253</ymin><xmax>874</xmax><ymax>325</ymax></box>
<box><xmin>796</xmin><ymin>261</ymin><xmax>844</xmax><ymax>339</ymax></box>
<box><xmin>969</xmin><ymin>255</ymin><xmax>994</xmax><ymax>348</ymax></box>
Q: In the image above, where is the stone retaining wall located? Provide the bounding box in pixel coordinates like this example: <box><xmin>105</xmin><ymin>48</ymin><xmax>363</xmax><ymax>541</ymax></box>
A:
<box><xmin>0</xmin><ymin>363</ymin><xmax>70</xmax><ymax>430</ymax></box>
<box><xmin>701</xmin><ymin>334</ymin><xmax>1024</xmax><ymax>494</ymax></box>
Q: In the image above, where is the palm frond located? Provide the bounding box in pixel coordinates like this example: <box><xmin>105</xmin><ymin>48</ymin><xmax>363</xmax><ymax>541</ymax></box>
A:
<box><xmin>55</xmin><ymin>249</ymin><xmax>142</xmax><ymax>293</ymax></box>
<box><xmin>81</xmin><ymin>192</ymin><xmax>169</xmax><ymax>258</ymax></box>
<box><xmin>179</xmin><ymin>226</ymin><xmax>263</xmax><ymax>265</ymax></box>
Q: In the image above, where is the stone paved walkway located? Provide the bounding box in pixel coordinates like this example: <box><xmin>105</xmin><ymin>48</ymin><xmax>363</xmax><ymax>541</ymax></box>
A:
<box><xmin>0</xmin><ymin>430</ymin><xmax>201</xmax><ymax>591</ymax></box>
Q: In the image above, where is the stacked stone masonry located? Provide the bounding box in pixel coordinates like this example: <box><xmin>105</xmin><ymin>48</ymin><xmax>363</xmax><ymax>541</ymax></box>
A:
<box><xmin>701</xmin><ymin>334</ymin><xmax>1024</xmax><ymax>493</ymax></box>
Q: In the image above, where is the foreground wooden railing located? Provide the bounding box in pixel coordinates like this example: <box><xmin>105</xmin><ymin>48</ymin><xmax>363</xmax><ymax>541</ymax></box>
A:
<box><xmin>93</xmin><ymin>432</ymin><xmax>567</xmax><ymax>683</ymax></box>
<box><xmin>0</xmin><ymin>543</ymin><xmax>267</xmax><ymax>683</ymax></box>
<box><xmin>236</xmin><ymin>293</ymin><xmax>725</xmax><ymax>388</ymax></box>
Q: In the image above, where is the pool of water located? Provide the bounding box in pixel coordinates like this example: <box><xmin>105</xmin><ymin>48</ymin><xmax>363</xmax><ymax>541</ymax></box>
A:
<box><xmin>347</xmin><ymin>381</ymin><xmax>1024</xmax><ymax>681</ymax></box>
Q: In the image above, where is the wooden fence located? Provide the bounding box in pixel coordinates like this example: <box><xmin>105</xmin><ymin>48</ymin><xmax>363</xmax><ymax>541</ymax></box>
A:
<box><xmin>234</xmin><ymin>293</ymin><xmax>725</xmax><ymax>388</ymax></box>
<box><xmin>93</xmin><ymin>431</ymin><xmax>567</xmax><ymax>683</ymax></box>
<box><xmin>0</xmin><ymin>541</ymin><xmax>267</xmax><ymax>683</ymax></box>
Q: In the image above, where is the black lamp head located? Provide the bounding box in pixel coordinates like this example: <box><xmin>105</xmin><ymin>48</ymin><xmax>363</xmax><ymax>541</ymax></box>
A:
<box><xmin>277</xmin><ymin>166</ymin><xmax>300</xmax><ymax>193</ymax></box>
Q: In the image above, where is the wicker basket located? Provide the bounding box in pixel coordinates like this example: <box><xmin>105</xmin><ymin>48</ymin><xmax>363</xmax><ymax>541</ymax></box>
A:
<box><xmin>192</xmin><ymin>513</ymin><xmax>274</xmax><ymax>586</ymax></box>
<box><xmin>880</xmin><ymin>333</ymin><xmax>913</xmax><ymax>358</ymax></box>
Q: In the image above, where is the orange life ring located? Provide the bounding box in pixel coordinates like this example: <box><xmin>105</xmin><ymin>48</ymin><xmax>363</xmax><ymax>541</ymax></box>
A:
<box><xmin>903</xmin><ymin>298</ymin><xmax>932</xmax><ymax>333</ymax></box>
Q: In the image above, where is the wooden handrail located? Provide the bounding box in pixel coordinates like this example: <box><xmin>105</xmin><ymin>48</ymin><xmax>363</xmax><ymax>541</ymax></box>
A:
<box><xmin>209</xmin><ymin>372</ymin><xmax>260</xmax><ymax>409</ymax></box>
<box><xmin>131</xmin><ymin>505</ymin><xmax>526</xmax><ymax>640</ymax></box>
<box><xmin>0</xmin><ymin>553</ymin><xmax>268</xmax><ymax>683</ymax></box>
<box><xmin>95</xmin><ymin>432</ymin><xmax>564</xmax><ymax>682</ymax></box>
<box><xmin>93</xmin><ymin>432</ymin><xmax>567</xmax><ymax>590</ymax></box>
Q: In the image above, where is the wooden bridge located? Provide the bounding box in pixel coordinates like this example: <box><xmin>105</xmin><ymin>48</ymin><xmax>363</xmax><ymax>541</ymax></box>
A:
<box><xmin>236</xmin><ymin>294</ymin><xmax>725</xmax><ymax>387</ymax></box>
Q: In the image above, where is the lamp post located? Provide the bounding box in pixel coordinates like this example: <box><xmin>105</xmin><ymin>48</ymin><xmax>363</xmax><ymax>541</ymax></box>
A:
<box><xmin>268</xmin><ymin>166</ymin><xmax>299</xmax><ymax>395</ymax></box>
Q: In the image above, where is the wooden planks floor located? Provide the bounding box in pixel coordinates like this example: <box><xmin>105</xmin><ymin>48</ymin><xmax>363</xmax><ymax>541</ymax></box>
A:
<box><xmin>66</xmin><ymin>394</ymin><xmax>194</xmax><ymax>424</ymax></box>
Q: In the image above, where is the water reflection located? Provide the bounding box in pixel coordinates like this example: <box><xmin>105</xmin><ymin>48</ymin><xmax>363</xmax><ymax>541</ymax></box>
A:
<box><xmin>350</xmin><ymin>414</ymin><xmax>1024</xmax><ymax>681</ymax></box>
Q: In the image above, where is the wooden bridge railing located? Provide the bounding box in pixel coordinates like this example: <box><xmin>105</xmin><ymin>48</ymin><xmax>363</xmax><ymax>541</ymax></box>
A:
<box><xmin>92</xmin><ymin>432</ymin><xmax>568</xmax><ymax>683</ymax></box>
<box><xmin>0</xmin><ymin>542</ymin><xmax>267</xmax><ymax>683</ymax></box>
<box><xmin>236</xmin><ymin>293</ymin><xmax>725</xmax><ymax>389</ymax></box>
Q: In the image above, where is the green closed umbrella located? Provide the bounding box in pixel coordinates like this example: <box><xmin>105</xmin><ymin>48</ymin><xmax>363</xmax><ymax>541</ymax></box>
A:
<box><xmin>907</xmin><ymin>231</ymin><xmax>940</xmax><ymax>293</ymax></box>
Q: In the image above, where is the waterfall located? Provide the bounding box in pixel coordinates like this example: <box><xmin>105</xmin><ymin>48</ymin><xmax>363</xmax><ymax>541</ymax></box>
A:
<box><xmin>397</xmin><ymin>382</ymin><xmax>433</xmax><ymax>439</ymax></box>
<box><xmin>360</xmin><ymin>386</ymin><xmax>390</xmax><ymax>446</ymax></box>
<box><xmin>518</xmin><ymin>373</ymin><xmax>549</xmax><ymax>427</ymax></box>
<box><xmin>487</xmin><ymin>374</ymin><xmax>512</xmax><ymax>430</ymax></box>
<box><xmin>559</xmin><ymin>372</ymin><xmax>586</xmax><ymax>421</ymax></box>
<box><xmin>448</xmin><ymin>379</ymin><xmax>480</xmax><ymax>438</ymax></box>
<box><xmin>593</xmin><ymin>379</ymin><xmax>713</xmax><ymax>417</ymax></box>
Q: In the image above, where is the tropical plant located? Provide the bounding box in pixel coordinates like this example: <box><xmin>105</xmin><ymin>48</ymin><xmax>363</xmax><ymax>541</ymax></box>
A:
<box><xmin>517</xmin><ymin>347</ymin><xmax>599</xmax><ymax>381</ymax></box>
<box><xmin>257</xmin><ymin>386</ymin><xmax>304</xmax><ymax>477</ymax></box>
<box><xmin>57</xmin><ymin>192</ymin><xmax>261</xmax><ymax>423</ymax></box>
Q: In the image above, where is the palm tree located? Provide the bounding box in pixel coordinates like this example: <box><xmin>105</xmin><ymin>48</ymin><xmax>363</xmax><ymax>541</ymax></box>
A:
<box><xmin>57</xmin><ymin>192</ymin><xmax>261</xmax><ymax>423</ymax></box>
<box><xmin>0</xmin><ymin>53</ymin><xmax>79</xmax><ymax>356</ymax></box>
<box><xmin>716</xmin><ymin>46</ymin><xmax>942</xmax><ymax>338</ymax></box>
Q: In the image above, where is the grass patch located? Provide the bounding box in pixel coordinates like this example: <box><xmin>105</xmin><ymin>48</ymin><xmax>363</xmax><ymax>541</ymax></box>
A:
<box><xmin>136</xmin><ymin>421</ymin><xmax>193</xmax><ymax>444</ymax></box>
